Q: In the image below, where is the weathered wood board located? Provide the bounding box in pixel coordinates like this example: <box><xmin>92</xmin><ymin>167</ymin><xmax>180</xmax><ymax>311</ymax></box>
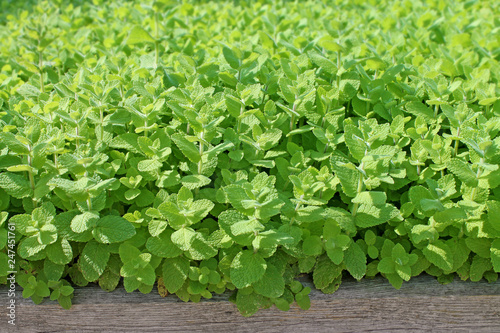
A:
<box><xmin>1</xmin><ymin>275</ymin><xmax>499</xmax><ymax>332</ymax></box>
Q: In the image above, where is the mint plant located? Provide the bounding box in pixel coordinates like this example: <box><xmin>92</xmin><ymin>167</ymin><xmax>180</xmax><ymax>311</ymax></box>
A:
<box><xmin>1</xmin><ymin>0</ymin><xmax>499</xmax><ymax>316</ymax></box>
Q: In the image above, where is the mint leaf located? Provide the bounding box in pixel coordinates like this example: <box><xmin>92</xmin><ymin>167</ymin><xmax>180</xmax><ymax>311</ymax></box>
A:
<box><xmin>0</xmin><ymin>172</ymin><xmax>32</xmax><ymax>198</ymax></box>
<box><xmin>127</xmin><ymin>26</ymin><xmax>155</xmax><ymax>45</ymax></box>
<box><xmin>230</xmin><ymin>250</ymin><xmax>267</xmax><ymax>288</ymax></box>
<box><xmin>423</xmin><ymin>241</ymin><xmax>454</xmax><ymax>271</ymax></box>
<box><xmin>79</xmin><ymin>241</ymin><xmax>110</xmax><ymax>282</ymax></box>
<box><xmin>162</xmin><ymin>257</ymin><xmax>189</xmax><ymax>293</ymax></box>
<box><xmin>93</xmin><ymin>216</ymin><xmax>136</xmax><ymax>243</ymax></box>
<box><xmin>344</xmin><ymin>241</ymin><xmax>366</xmax><ymax>280</ymax></box>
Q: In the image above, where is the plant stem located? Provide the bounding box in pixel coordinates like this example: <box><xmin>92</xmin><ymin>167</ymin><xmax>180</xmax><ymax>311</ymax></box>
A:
<box><xmin>351</xmin><ymin>173</ymin><xmax>364</xmax><ymax>216</ymax></box>
<box><xmin>99</xmin><ymin>106</ymin><xmax>104</xmax><ymax>141</ymax></box>
<box><xmin>27</xmin><ymin>153</ymin><xmax>37</xmax><ymax>208</ymax></box>
<box><xmin>76</xmin><ymin>126</ymin><xmax>80</xmax><ymax>148</ymax></box>
<box><xmin>237</xmin><ymin>105</ymin><xmax>243</xmax><ymax>134</ymax></box>
<box><xmin>195</xmin><ymin>135</ymin><xmax>205</xmax><ymax>197</ymax></box>
<box><xmin>288</xmin><ymin>102</ymin><xmax>297</xmax><ymax>143</ymax></box>
<box><xmin>336</xmin><ymin>51</ymin><xmax>341</xmax><ymax>87</ymax></box>
<box><xmin>155</xmin><ymin>12</ymin><xmax>160</xmax><ymax>67</ymax></box>
<box><xmin>471</xmin><ymin>158</ymin><xmax>484</xmax><ymax>201</ymax></box>
<box><xmin>198</xmin><ymin>133</ymin><xmax>204</xmax><ymax>175</ymax></box>
<box><xmin>289</xmin><ymin>202</ymin><xmax>301</xmax><ymax>225</ymax></box>
<box><xmin>39</xmin><ymin>50</ymin><xmax>44</xmax><ymax>94</ymax></box>
<box><xmin>454</xmin><ymin>127</ymin><xmax>460</xmax><ymax>156</ymax></box>
<box><xmin>352</xmin><ymin>162</ymin><xmax>364</xmax><ymax>216</ymax></box>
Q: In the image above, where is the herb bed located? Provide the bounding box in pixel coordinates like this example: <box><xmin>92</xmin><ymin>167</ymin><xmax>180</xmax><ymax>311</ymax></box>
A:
<box><xmin>0</xmin><ymin>0</ymin><xmax>499</xmax><ymax>319</ymax></box>
<box><xmin>3</xmin><ymin>275</ymin><xmax>500</xmax><ymax>332</ymax></box>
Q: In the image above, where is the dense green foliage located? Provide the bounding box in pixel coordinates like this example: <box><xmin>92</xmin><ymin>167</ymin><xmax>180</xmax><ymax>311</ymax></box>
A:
<box><xmin>0</xmin><ymin>0</ymin><xmax>499</xmax><ymax>316</ymax></box>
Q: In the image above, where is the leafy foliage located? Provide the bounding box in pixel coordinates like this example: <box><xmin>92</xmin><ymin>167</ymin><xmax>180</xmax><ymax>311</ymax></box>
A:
<box><xmin>0</xmin><ymin>0</ymin><xmax>499</xmax><ymax>316</ymax></box>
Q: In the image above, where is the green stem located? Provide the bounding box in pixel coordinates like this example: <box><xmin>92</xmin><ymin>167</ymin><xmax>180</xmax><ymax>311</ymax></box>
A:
<box><xmin>289</xmin><ymin>202</ymin><xmax>301</xmax><ymax>226</ymax></box>
<box><xmin>76</xmin><ymin>126</ymin><xmax>80</xmax><ymax>148</ymax></box>
<box><xmin>336</xmin><ymin>51</ymin><xmax>341</xmax><ymax>87</ymax></box>
<box><xmin>27</xmin><ymin>154</ymin><xmax>37</xmax><ymax>208</ymax></box>
<box><xmin>198</xmin><ymin>133</ymin><xmax>204</xmax><ymax>175</ymax></box>
<box><xmin>471</xmin><ymin>158</ymin><xmax>484</xmax><ymax>201</ymax></box>
<box><xmin>454</xmin><ymin>127</ymin><xmax>461</xmax><ymax>157</ymax></box>
<box><xmin>352</xmin><ymin>163</ymin><xmax>364</xmax><ymax>216</ymax></box>
<box><xmin>154</xmin><ymin>11</ymin><xmax>160</xmax><ymax>68</ymax></box>
<box><xmin>288</xmin><ymin>114</ymin><xmax>295</xmax><ymax>143</ymax></box>
<box><xmin>288</xmin><ymin>102</ymin><xmax>297</xmax><ymax>143</ymax></box>
<box><xmin>39</xmin><ymin>50</ymin><xmax>44</xmax><ymax>94</ymax></box>
<box><xmin>237</xmin><ymin>105</ymin><xmax>243</xmax><ymax>133</ymax></box>
<box><xmin>195</xmin><ymin>136</ymin><xmax>205</xmax><ymax>197</ymax></box>
<box><xmin>434</xmin><ymin>104</ymin><xmax>439</xmax><ymax>118</ymax></box>
<box><xmin>99</xmin><ymin>106</ymin><xmax>104</xmax><ymax>141</ymax></box>
<box><xmin>260</xmin><ymin>87</ymin><xmax>267</xmax><ymax>109</ymax></box>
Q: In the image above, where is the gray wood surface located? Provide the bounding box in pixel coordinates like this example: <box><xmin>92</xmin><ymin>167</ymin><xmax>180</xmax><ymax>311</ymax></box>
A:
<box><xmin>1</xmin><ymin>275</ymin><xmax>500</xmax><ymax>332</ymax></box>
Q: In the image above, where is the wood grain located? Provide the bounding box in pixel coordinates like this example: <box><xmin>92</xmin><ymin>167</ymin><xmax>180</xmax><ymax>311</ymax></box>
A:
<box><xmin>1</xmin><ymin>275</ymin><xmax>499</xmax><ymax>332</ymax></box>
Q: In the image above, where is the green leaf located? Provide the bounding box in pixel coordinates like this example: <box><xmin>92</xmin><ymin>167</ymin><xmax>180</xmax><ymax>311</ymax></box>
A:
<box><xmin>423</xmin><ymin>240</ymin><xmax>454</xmax><ymax>271</ymax></box>
<box><xmin>302</xmin><ymin>235</ymin><xmax>323</xmax><ymax>256</ymax></box>
<box><xmin>138</xmin><ymin>159</ymin><xmax>162</xmax><ymax>172</ymax></box>
<box><xmin>162</xmin><ymin>257</ymin><xmax>189</xmax><ymax>293</ymax></box>
<box><xmin>181</xmin><ymin>174</ymin><xmax>211</xmax><ymax>190</ymax></box>
<box><xmin>146</xmin><ymin>229</ymin><xmax>182</xmax><ymax>258</ymax></box>
<box><xmin>447</xmin><ymin>159</ymin><xmax>478</xmax><ymax>187</ymax></box>
<box><xmin>352</xmin><ymin>191</ymin><xmax>387</xmax><ymax>206</ymax></box>
<box><xmin>93</xmin><ymin>215</ymin><xmax>136</xmax><ymax>244</ymax></box>
<box><xmin>490</xmin><ymin>239</ymin><xmax>500</xmax><ymax>272</ymax></box>
<box><xmin>0</xmin><ymin>172</ymin><xmax>32</xmax><ymax>198</ymax></box>
<box><xmin>230</xmin><ymin>250</ymin><xmax>267</xmax><ymax>288</ymax></box>
<box><xmin>0</xmin><ymin>133</ymin><xmax>30</xmax><ymax>154</ymax></box>
<box><xmin>433</xmin><ymin>207</ymin><xmax>467</xmax><ymax>223</ymax></box>
<box><xmin>71</xmin><ymin>212</ymin><xmax>100</xmax><ymax>233</ymax></box>
<box><xmin>344</xmin><ymin>124</ymin><xmax>366</xmax><ymax>160</ymax></box>
<box><xmin>127</xmin><ymin>26</ymin><xmax>155</xmax><ymax>45</ymax></box>
<box><xmin>79</xmin><ymin>241</ymin><xmax>110</xmax><ymax>282</ymax></box>
<box><xmin>313</xmin><ymin>254</ymin><xmax>343</xmax><ymax>290</ymax></box>
<box><xmin>231</xmin><ymin>218</ymin><xmax>265</xmax><ymax>236</ymax></box>
<box><xmin>331</xmin><ymin>160</ymin><xmax>358</xmax><ymax>197</ymax></box>
<box><xmin>18</xmin><ymin>235</ymin><xmax>46</xmax><ymax>258</ymax></box>
<box><xmin>158</xmin><ymin>201</ymin><xmax>185</xmax><ymax>229</ymax></box>
<box><xmin>355</xmin><ymin>203</ymin><xmax>398</xmax><ymax>228</ymax></box>
<box><xmin>344</xmin><ymin>241</ymin><xmax>366</xmax><ymax>280</ymax></box>
<box><xmin>171</xmin><ymin>133</ymin><xmax>201</xmax><ymax>163</ymax></box>
<box><xmin>405</xmin><ymin>102</ymin><xmax>434</xmax><ymax>122</ymax></box>
<box><xmin>46</xmin><ymin>238</ymin><xmax>73</xmax><ymax>265</ymax></box>
<box><xmin>188</xmin><ymin>234</ymin><xmax>217</xmax><ymax>260</ymax></box>
<box><xmin>0</xmin><ymin>253</ymin><xmax>9</xmax><ymax>276</ymax></box>
<box><xmin>465</xmin><ymin>238</ymin><xmax>492</xmax><ymax>258</ymax></box>
<box><xmin>38</xmin><ymin>224</ymin><xmax>58</xmax><ymax>245</ymax></box>
<box><xmin>171</xmin><ymin>227</ymin><xmax>196</xmax><ymax>251</ymax></box>
<box><xmin>470</xmin><ymin>255</ymin><xmax>492</xmax><ymax>282</ymax></box>
<box><xmin>378</xmin><ymin>258</ymin><xmax>395</xmax><ymax>274</ymax></box>
<box><xmin>110</xmin><ymin>133</ymin><xmax>141</xmax><ymax>153</ymax></box>
<box><xmin>44</xmin><ymin>260</ymin><xmax>64</xmax><ymax>281</ymax></box>
<box><xmin>222</xmin><ymin>46</ymin><xmax>240</xmax><ymax>69</ymax></box>
<box><xmin>253</xmin><ymin>265</ymin><xmax>285</xmax><ymax>298</ymax></box>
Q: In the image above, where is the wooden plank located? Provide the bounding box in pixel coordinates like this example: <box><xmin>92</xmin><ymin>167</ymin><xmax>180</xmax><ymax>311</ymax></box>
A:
<box><xmin>1</xmin><ymin>275</ymin><xmax>500</xmax><ymax>332</ymax></box>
